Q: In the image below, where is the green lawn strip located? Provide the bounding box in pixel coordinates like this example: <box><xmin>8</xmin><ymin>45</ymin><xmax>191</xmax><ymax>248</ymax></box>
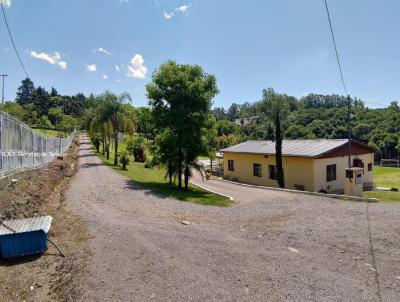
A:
<box><xmin>94</xmin><ymin>143</ymin><xmax>230</xmax><ymax>207</ymax></box>
<box><xmin>33</xmin><ymin>128</ymin><xmax>66</xmax><ymax>138</ymax></box>
<box><xmin>364</xmin><ymin>191</ymin><xmax>399</xmax><ymax>203</ymax></box>
<box><xmin>363</xmin><ymin>166</ymin><xmax>400</xmax><ymax>203</ymax></box>
<box><xmin>372</xmin><ymin>166</ymin><xmax>400</xmax><ymax>188</ymax></box>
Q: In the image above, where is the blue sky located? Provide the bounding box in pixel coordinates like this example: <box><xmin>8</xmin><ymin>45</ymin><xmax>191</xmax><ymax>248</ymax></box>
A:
<box><xmin>1</xmin><ymin>0</ymin><xmax>399</xmax><ymax>108</ymax></box>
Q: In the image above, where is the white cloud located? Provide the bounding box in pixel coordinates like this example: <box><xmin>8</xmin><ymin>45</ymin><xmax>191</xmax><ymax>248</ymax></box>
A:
<box><xmin>30</xmin><ymin>51</ymin><xmax>67</xmax><ymax>69</ymax></box>
<box><xmin>115</xmin><ymin>65</ymin><xmax>120</xmax><ymax>72</ymax></box>
<box><xmin>115</xmin><ymin>79</ymin><xmax>120</xmax><ymax>83</ymax></box>
<box><xmin>86</xmin><ymin>64</ymin><xmax>97</xmax><ymax>72</ymax></box>
<box><xmin>102</xmin><ymin>74</ymin><xmax>108</xmax><ymax>80</ymax></box>
<box><xmin>163</xmin><ymin>11</ymin><xmax>174</xmax><ymax>19</ymax></box>
<box><xmin>176</xmin><ymin>4</ymin><xmax>190</xmax><ymax>13</ymax></box>
<box><xmin>92</xmin><ymin>47</ymin><xmax>111</xmax><ymax>55</ymax></box>
<box><xmin>0</xmin><ymin>0</ymin><xmax>12</xmax><ymax>7</ymax></box>
<box><xmin>126</xmin><ymin>54</ymin><xmax>147</xmax><ymax>79</ymax></box>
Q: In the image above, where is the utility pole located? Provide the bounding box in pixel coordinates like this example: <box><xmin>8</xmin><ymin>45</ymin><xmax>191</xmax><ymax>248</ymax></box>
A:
<box><xmin>0</xmin><ymin>74</ymin><xmax>8</xmax><ymax>104</ymax></box>
<box><xmin>347</xmin><ymin>95</ymin><xmax>352</xmax><ymax>168</ymax></box>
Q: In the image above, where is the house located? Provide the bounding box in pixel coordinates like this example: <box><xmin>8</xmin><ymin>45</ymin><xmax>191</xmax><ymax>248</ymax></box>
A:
<box><xmin>234</xmin><ymin>116</ymin><xmax>260</xmax><ymax>126</ymax></box>
<box><xmin>220</xmin><ymin>139</ymin><xmax>375</xmax><ymax>194</ymax></box>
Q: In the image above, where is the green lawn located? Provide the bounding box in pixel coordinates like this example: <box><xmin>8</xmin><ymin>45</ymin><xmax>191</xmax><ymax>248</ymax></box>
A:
<box><xmin>364</xmin><ymin>166</ymin><xmax>400</xmax><ymax>202</ymax></box>
<box><xmin>33</xmin><ymin>128</ymin><xmax>66</xmax><ymax>138</ymax></box>
<box><xmin>95</xmin><ymin>142</ymin><xmax>230</xmax><ymax>207</ymax></box>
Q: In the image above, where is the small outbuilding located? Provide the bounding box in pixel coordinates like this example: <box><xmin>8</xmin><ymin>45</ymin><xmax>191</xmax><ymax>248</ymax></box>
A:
<box><xmin>220</xmin><ymin>139</ymin><xmax>375</xmax><ymax>194</ymax></box>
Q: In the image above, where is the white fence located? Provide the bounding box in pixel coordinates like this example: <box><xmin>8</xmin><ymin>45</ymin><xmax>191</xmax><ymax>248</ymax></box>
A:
<box><xmin>0</xmin><ymin>111</ymin><xmax>74</xmax><ymax>177</ymax></box>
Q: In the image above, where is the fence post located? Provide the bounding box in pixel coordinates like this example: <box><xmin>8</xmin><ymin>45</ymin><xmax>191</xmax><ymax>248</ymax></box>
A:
<box><xmin>0</xmin><ymin>113</ymin><xmax>3</xmax><ymax>174</ymax></box>
<box><xmin>32</xmin><ymin>128</ymin><xmax>35</xmax><ymax>168</ymax></box>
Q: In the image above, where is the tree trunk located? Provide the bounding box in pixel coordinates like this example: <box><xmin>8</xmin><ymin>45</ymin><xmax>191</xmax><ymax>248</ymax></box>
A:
<box><xmin>114</xmin><ymin>132</ymin><xmax>119</xmax><ymax>166</ymax></box>
<box><xmin>177</xmin><ymin>154</ymin><xmax>183</xmax><ymax>190</ymax></box>
<box><xmin>101</xmin><ymin>130</ymin><xmax>105</xmax><ymax>155</ymax></box>
<box><xmin>275</xmin><ymin>108</ymin><xmax>285</xmax><ymax>188</ymax></box>
<box><xmin>106</xmin><ymin>143</ymin><xmax>110</xmax><ymax>160</ymax></box>
<box><xmin>168</xmin><ymin>162</ymin><xmax>173</xmax><ymax>185</ymax></box>
<box><xmin>184</xmin><ymin>166</ymin><xmax>189</xmax><ymax>190</ymax></box>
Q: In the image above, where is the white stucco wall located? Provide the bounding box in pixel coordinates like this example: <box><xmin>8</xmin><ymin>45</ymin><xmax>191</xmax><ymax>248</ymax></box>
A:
<box><xmin>313</xmin><ymin>153</ymin><xmax>374</xmax><ymax>193</ymax></box>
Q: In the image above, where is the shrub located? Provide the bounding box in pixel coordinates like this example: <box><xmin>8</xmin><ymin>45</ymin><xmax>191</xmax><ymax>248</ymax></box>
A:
<box><xmin>119</xmin><ymin>150</ymin><xmax>130</xmax><ymax>170</ymax></box>
<box><xmin>205</xmin><ymin>169</ymin><xmax>212</xmax><ymax>180</ymax></box>
<box><xmin>144</xmin><ymin>157</ymin><xmax>157</xmax><ymax>169</ymax></box>
<box><xmin>126</xmin><ymin>136</ymin><xmax>147</xmax><ymax>162</ymax></box>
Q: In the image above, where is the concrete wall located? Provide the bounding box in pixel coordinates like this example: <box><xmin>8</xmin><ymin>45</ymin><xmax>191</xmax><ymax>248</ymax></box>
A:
<box><xmin>223</xmin><ymin>152</ymin><xmax>374</xmax><ymax>193</ymax></box>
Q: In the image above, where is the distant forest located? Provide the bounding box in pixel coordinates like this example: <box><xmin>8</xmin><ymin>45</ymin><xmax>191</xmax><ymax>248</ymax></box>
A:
<box><xmin>211</xmin><ymin>88</ymin><xmax>400</xmax><ymax>160</ymax></box>
<box><xmin>1</xmin><ymin>79</ymin><xmax>399</xmax><ymax>161</ymax></box>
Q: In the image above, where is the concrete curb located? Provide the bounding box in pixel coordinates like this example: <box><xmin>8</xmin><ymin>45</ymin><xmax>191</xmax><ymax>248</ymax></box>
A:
<box><xmin>189</xmin><ymin>180</ymin><xmax>234</xmax><ymax>202</ymax></box>
<box><xmin>219</xmin><ymin>179</ymin><xmax>378</xmax><ymax>203</ymax></box>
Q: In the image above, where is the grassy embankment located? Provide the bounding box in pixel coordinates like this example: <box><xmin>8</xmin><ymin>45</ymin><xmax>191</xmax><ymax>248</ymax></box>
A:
<box><xmin>95</xmin><ymin>142</ymin><xmax>230</xmax><ymax>207</ymax></box>
<box><xmin>364</xmin><ymin>166</ymin><xmax>400</xmax><ymax>202</ymax></box>
<box><xmin>33</xmin><ymin>128</ymin><xmax>67</xmax><ymax>138</ymax></box>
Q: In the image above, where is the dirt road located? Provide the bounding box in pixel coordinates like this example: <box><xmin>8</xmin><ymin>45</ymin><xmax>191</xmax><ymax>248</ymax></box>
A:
<box><xmin>66</xmin><ymin>136</ymin><xmax>400</xmax><ymax>301</ymax></box>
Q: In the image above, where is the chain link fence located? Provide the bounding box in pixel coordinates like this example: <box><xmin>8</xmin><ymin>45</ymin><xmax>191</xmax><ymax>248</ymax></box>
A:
<box><xmin>0</xmin><ymin>111</ymin><xmax>74</xmax><ymax>177</ymax></box>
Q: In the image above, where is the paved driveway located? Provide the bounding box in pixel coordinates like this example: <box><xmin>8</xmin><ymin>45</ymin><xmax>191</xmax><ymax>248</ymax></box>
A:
<box><xmin>66</xmin><ymin>136</ymin><xmax>400</xmax><ymax>301</ymax></box>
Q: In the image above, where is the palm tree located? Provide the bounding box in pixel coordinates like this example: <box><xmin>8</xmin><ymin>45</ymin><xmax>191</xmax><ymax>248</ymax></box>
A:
<box><xmin>100</xmin><ymin>92</ymin><xmax>135</xmax><ymax>166</ymax></box>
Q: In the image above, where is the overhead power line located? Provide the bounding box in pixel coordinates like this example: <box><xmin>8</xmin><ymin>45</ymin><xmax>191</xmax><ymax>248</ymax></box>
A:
<box><xmin>323</xmin><ymin>0</ymin><xmax>348</xmax><ymax>95</ymax></box>
<box><xmin>1</xmin><ymin>2</ymin><xmax>29</xmax><ymax>78</ymax></box>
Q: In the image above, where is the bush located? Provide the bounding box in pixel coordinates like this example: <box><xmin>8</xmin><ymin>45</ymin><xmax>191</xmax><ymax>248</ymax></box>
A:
<box><xmin>126</xmin><ymin>136</ymin><xmax>147</xmax><ymax>162</ymax></box>
<box><xmin>119</xmin><ymin>150</ymin><xmax>130</xmax><ymax>170</ymax></box>
<box><xmin>144</xmin><ymin>157</ymin><xmax>157</xmax><ymax>169</ymax></box>
<box><xmin>205</xmin><ymin>169</ymin><xmax>212</xmax><ymax>180</ymax></box>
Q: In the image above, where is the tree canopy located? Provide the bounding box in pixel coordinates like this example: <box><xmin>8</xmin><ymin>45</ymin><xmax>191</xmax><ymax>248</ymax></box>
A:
<box><xmin>147</xmin><ymin>60</ymin><xmax>219</xmax><ymax>190</ymax></box>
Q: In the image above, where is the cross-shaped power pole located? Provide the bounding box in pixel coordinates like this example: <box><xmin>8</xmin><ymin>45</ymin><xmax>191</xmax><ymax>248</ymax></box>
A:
<box><xmin>0</xmin><ymin>74</ymin><xmax>8</xmax><ymax>104</ymax></box>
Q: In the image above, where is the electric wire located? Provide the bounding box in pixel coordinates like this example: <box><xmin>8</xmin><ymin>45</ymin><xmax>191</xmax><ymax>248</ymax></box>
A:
<box><xmin>1</xmin><ymin>2</ymin><xmax>29</xmax><ymax>78</ymax></box>
<box><xmin>323</xmin><ymin>0</ymin><xmax>348</xmax><ymax>95</ymax></box>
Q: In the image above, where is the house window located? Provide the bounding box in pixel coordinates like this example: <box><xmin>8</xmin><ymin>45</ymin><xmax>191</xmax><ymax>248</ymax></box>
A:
<box><xmin>353</xmin><ymin>158</ymin><xmax>364</xmax><ymax>168</ymax></box>
<box><xmin>228</xmin><ymin>160</ymin><xmax>234</xmax><ymax>171</ymax></box>
<box><xmin>253</xmin><ymin>163</ymin><xmax>262</xmax><ymax>177</ymax></box>
<box><xmin>368</xmin><ymin>163</ymin><xmax>372</xmax><ymax>171</ymax></box>
<box><xmin>326</xmin><ymin>164</ymin><xmax>337</xmax><ymax>182</ymax></box>
<box><xmin>269</xmin><ymin>165</ymin><xmax>276</xmax><ymax>180</ymax></box>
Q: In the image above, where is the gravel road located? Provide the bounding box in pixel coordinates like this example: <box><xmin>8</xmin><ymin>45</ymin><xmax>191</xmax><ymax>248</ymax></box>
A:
<box><xmin>66</xmin><ymin>135</ymin><xmax>400</xmax><ymax>301</ymax></box>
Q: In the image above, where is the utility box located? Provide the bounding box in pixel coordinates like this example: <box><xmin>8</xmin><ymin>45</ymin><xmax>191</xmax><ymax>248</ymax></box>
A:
<box><xmin>344</xmin><ymin>167</ymin><xmax>364</xmax><ymax>197</ymax></box>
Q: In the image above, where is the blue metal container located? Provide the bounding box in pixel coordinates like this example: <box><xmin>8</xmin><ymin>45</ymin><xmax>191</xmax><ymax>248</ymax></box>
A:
<box><xmin>0</xmin><ymin>216</ymin><xmax>52</xmax><ymax>259</ymax></box>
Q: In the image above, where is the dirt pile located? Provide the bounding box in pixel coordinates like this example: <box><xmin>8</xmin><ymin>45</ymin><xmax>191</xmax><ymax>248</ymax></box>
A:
<box><xmin>0</xmin><ymin>140</ymin><xmax>78</xmax><ymax>220</ymax></box>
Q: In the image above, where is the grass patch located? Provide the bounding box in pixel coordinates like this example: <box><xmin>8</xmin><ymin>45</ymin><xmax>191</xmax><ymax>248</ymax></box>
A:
<box><xmin>364</xmin><ymin>166</ymin><xmax>400</xmax><ymax>203</ymax></box>
<box><xmin>95</xmin><ymin>143</ymin><xmax>230</xmax><ymax>207</ymax></box>
<box><xmin>33</xmin><ymin>128</ymin><xmax>66</xmax><ymax>138</ymax></box>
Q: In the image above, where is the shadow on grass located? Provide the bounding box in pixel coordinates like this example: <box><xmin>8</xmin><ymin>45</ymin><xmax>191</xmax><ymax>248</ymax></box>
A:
<box><xmin>95</xmin><ymin>153</ymin><xmax>230</xmax><ymax>207</ymax></box>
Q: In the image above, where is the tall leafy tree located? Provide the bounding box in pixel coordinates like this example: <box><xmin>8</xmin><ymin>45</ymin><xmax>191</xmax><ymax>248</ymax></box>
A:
<box><xmin>147</xmin><ymin>60</ymin><xmax>219</xmax><ymax>190</ymax></box>
<box><xmin>274</xmin><ymin>105</ymin><xmax>285</xmax><ymax>188</ymax></box>
<box><xmin>32</xmin><ymin>86</ymin><xmax>51</xmax><ymax>116</ymax></box>
<box><xmin>16</xmin><ymin>77</ymin><xmax>35</xmax><ymax>106</ymax></box>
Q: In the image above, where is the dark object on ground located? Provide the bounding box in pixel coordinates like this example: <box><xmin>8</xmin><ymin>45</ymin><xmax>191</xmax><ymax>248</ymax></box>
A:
<box><xmin>294</xmin><ymin>184</ymin><xmax>305</xmax><ymax>191</ymax></box>
<box><xmin>319</xmin><ymin>189</ymin><xmax>328</xmax><ymax>194</ymax></box>
<box><xmin>390</xmin><ymin>187</ymin><xmax>398</xmax><ymax>192</ymax></box>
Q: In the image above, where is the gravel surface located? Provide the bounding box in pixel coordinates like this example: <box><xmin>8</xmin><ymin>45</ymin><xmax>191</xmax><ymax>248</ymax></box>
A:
<box><xmin>66</xmin><ymin>136</ymin><xmax>400</xmax><ymax>301</ymax></box>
